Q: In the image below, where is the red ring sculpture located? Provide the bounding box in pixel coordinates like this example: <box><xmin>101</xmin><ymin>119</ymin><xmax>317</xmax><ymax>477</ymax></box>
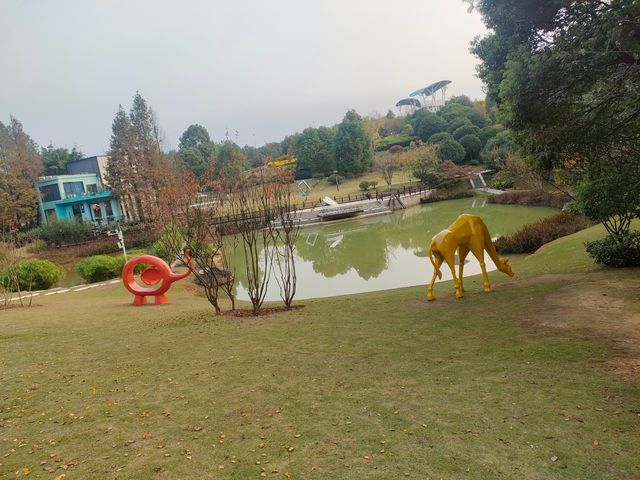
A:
<box><xmin>121</xmin><ymin>250</ymin><xmax>192</xmax><ymax>306</ymax></box>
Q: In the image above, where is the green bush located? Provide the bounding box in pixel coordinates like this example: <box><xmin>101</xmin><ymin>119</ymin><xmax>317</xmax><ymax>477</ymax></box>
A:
<box><xmin>585</xmin><ymin>232</ymin><xmax>640</xmax><ymax>268</ymax></box>
<box><xmin>374</xmin><ymin>135</ymin><xmax>416</xmax><ymax>152</ymax></box>
<box><xmin>1</xmin><ymin>259</ymin><xmax>64</xmax><ymax>291</ymax></box>
<box><xmin>358</xmin><ymin>181</ymin><xmax>370</xmax><ymax>191</ymax></box>
<box><xmin>76</xmin><ymin>255</ymin><xmax>122</xmax><ymax>283</ymax></box>
<box><xmin>327</xmin><ymin>174</ymin><xmax>343</xmax><ymax>185</ymax></box>
<box><xmin>490</xmin><ymin>170</ymin><xmax>515</xmax><ymax>190</ymax></box>
<box><xmin>494</xmin><ymin>212</ymin><xmax>592</xmax><ymax>254</ymax></box>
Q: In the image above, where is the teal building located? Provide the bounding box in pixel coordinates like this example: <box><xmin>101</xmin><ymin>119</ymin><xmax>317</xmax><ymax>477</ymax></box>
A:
<box><xmin>35</xmin><ymin>156</ymin><xmax>123</xmax><ymax>224</ymax></box>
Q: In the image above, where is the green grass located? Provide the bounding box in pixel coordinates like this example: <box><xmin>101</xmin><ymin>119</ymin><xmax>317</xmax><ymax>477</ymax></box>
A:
<box><xmin>306</xmin><ymin>170</ymin><xmax>418</xmax><ymax>202</ymax></box>
<box><xmin>1</xmin><ymin>224</ymin><xmax>639</xmax><ymax>479</ymax></box>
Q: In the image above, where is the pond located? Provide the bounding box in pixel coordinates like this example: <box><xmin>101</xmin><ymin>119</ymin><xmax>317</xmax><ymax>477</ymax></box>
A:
<box><xmin>234</xmin><ymin>197</ymin><xmax>557</xmax><ymax>301</ymax></box>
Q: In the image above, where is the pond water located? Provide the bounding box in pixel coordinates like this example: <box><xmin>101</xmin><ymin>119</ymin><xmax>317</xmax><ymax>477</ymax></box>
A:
<box><xmin>234</xmin><ymin>197</ymin><xmax>557</xmax><ymax>301</ymax></box>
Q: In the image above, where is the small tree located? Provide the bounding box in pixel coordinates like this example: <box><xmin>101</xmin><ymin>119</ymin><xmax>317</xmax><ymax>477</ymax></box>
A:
<box><xmin>403</xmin><ymin>142</ymin><xmax>440</xmax><ymax>186</ymax></box>
<box><xmin>269</xmin><ymin>179</ymin><xmax>301</xmax><ymax>308</ymax></box>
<box><xmin>0</xmin><ymin>237</ymin><xmax>34</xmax><ymax>308</ymax></box>
<box><xmin>574</xmin><ymin>144</ymin><xmax>640</xmax><ymax>240</ymax></box>
<box><xmin>156</xmin><ymin>172</ymin><xmax>236</xmax><ymax>315</ymax></box>
<box><xmin>376</xmin><ymin>145</ymin><xmax>404</xmax><ymax>190</ymax></box>
<box><xmin>228</xmin><ymin>183</ymin><xmax>276</xmax><ymax>314</ymax></box>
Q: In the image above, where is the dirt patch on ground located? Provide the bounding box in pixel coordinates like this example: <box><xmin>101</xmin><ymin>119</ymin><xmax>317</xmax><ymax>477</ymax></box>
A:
<box><xmin>499</xmin><ymin>271</ymin><xmax>640</xmax><ymax>380</ymax></box>
<box><xmin>222</xmin><ymin>305</ymin><xmax>305</xmax><ymax>317</ymax></box>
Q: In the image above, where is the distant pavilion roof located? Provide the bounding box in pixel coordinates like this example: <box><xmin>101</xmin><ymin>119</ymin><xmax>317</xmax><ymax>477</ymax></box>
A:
<box><xmin>395</xmin><ymin>98</ymin><xmax>422</xmax><ymax>108</ymax></box>
<box><xmin>409</xmin><ymin>80</ymin><xmax>451</xmax><ymax>97</ymax></box>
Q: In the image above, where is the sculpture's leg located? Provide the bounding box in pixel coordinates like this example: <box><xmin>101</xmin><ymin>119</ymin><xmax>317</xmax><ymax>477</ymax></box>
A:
<box><xmin>427</xmin><ymin>255</ymin><xmax>443</xmax><ymax>301</ymax></box>
<box><xmin>154</xmin><ymin>294</ymin><xmax>169</xmax><ymax>305</ymax></box>
<box><xmin>458</xmin><ymin>245</ymin><xmax>469</xmax><ymax>293</ymax></box>
<box><xmin>444</xmin><ymin>253</ymin><xmax>463</xmax><ymax>298</ymax></box>
<box><xmin>133</xmin><ymin>295</ymin><xmax>147</xmax><ymax>306</ymax></box>
<box><xmin>469</xmin><ymin>242</ymin><xmax>491</xmax><ymax>292</ymax></box>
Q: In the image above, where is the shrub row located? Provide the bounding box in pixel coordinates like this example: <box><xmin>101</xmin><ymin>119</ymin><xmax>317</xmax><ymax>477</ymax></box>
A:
<box><xmin>488</xmin><ymin>190</ymin><xmax>572</xmax><ymax>209</ymax></box>
<box><xmin>0</xmin><ymin>259</ymin><xmax>64</xmax><ymax>291</ymax></box>
<box><xmin>494</xmin><ymin>211</ymin><xmax>592</xmax><ymax>254</ymax></box>
<box><xmin>586</xmin><ymin>232</ymin><xmax>640</xmax><ymax>268</ymax></box>
<box><xmin>420</xmin><ymin>190</ymin><xmax>474</xmax><ymax>204</ymax></box>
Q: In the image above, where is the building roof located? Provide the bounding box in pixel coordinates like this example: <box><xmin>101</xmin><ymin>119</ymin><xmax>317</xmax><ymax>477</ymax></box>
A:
<box><xmin>409</xmin><ymin>80</ymin><xmax>451</xmax><ymax>97</ymax></box>
<box><xmin>395</xmin><ymin>98</ymin><xmax>422</xmax><ymax>108</ymax></box>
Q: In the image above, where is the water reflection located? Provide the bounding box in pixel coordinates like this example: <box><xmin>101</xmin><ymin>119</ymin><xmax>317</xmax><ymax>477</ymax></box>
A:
<box><xmin>235</xmin><ymin>198</ymin><xmax>556</xmax><ymax>300</ymax></box>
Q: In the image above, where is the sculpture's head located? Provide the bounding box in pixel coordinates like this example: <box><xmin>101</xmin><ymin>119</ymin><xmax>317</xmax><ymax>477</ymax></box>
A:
<box><xmin>500</xmin><ymin>258</ymin><xmax>514</xmax><ymax>277</ymax></box>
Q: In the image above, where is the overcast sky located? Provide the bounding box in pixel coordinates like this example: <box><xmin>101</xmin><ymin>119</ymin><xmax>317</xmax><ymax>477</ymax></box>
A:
<box><xmin>0</xmin><ymin>0</ymin><xmax>488</xmax><ymax>154</ymax></box>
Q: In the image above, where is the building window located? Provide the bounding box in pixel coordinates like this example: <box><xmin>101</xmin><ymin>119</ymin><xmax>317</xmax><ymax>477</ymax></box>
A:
<box><xmin>86</xmin><ymin>184</ymin><xmax>98</xmax><ymax>194</ymax></box>
<box><xmin>104</xmin><ymin>201</ymin><xmax>114</xmax><ymax>219</ymax></box>
<box><xmin>63</xmin><ymin>181</ymin><xmax>85</xmax><ymax>197</ymax></box>
<box><xmin>92</xmin><ymin>203</ymin><xmax>103</xmax><ymax>221</ymax></box>
<box><xmin>40</xmin><ymin>184</ymin><xmax>61</xmax><ymax>202</ymax></box>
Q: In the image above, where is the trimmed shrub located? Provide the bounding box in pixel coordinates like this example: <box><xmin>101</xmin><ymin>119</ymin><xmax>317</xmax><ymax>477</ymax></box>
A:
<box><xmin>374</xmin><ymin>135</ymin><xmax>416</xmax><ymax>152</ymax></box>
<box><xmin>488</xmin><ymin>190</ymin><xmax>572</xmax><ymax>209</ymax></box>
<box><xmin>358</xmin><ymin>181</ymin><xmax>371</xmax><ymax>191</ymax></box>
<box><xmin>585</xmin><ymin>232</ymin><xmax>640</xmax><ymax>268</ymax></box>
<box><xmin>494</xmin><ymin>211</ymin><xmax>592</xmax><ymax>254</ymax></box>
<box><xmin>452</xmin><ymin>124</ymin><xmax>480</xmax><ymax>141</ymax></box>
<box><xmin>2</xmin><ymin>259</ymin><xmax>64</xmax><ymax>291</ymax></box>
<box><xmin>76</xmin><ymin>255</ymin><xmax>122</xmax><ymax>283</ymax></box>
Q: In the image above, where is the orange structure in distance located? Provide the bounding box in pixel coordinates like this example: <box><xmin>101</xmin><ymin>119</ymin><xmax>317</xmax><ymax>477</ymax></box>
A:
<box><xmin>427</xmin><ymin>214</ymin><xmax>514</xmax><ymax>301</ymax></box>
<box><xmin>121</xmin><ymin>250</ymin><xmax>192</xmax><ymax>306</ymax></box>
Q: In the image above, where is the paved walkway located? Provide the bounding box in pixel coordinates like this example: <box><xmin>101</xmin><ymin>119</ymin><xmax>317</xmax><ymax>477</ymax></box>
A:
<box><xmin>7</xmin><ymin>279</ymin><xmax>120</xmax><ymax>303</ymax></box>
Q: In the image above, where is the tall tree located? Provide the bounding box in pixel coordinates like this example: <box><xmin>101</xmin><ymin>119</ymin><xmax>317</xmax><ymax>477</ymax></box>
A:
<box><xmin>106</xmin><ymin>92</ymin><xmax>169</xmax><ymax>223</ymax></box>
<box><xmin>177</xmin><ymin>124</ymin><xmax>214</xmax><ymax>178</ymax></box>
<box><xmin>214</xmin><ymin>141</ymin><xmax>248</xmax><ymax>190</ymax></box>
<box><xmin>106</xmin><ymin>106</ymin><xmax>137</xmax><ymax>222</ymax></box>
<box><xmin>334</xmin><ymin>110</ymin><xmax>373</xmax><ymax>176</ymax></box>
<box><xmin>294</xmin><ymin>126</ymin><xmax>336</xmax><ymax>178</ymax></box>
<box><xmin>469</xmin><ymin>0</ymin><xmax>640</xmax><ymax>237</ymax></box>
<box><xmin>0</xmin><ymin>117</ymin><xmax>42</xmax><ymax>233</ymax></box>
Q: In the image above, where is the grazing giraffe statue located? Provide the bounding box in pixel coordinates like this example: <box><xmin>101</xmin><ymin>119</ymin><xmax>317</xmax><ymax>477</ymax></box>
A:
<box><xmin>427</xmin><ymin>214</ymin><xmax>514</xmax><ymax>301</ymax></box>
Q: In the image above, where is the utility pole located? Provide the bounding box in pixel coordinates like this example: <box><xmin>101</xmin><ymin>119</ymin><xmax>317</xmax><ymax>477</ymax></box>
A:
<box><xmin>109</xmin><ymin>227</ymin><xmax>128</xmax><ymax>261</ymax></box>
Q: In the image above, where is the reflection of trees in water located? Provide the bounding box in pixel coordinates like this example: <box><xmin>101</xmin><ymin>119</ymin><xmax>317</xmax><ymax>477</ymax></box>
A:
<box><xmin>297</xmin><ymin>226</ymin><xmax>389</xmax><ymax>279</ymax></box>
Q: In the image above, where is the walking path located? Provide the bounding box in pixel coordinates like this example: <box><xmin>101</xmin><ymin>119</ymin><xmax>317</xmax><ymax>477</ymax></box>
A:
<box><xmin>7</xmin><ymin>279</ymin><xmax>120</xmax><ymax>303</ymax></box>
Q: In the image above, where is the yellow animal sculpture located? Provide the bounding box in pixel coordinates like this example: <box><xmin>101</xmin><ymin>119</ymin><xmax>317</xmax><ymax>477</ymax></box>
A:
<box><xmin>427</xmin><ymin>214</ymin><xmax>514</xmax><ymax>301</ymax></box>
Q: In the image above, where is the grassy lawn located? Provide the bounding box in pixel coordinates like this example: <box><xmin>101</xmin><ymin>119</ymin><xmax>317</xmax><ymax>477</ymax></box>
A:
<box><xmin>1</xmin><ymin>224</ymin><xmax>639</xmax><ymax>479</ymax></box>
<box><xmin>303</xmin><ymin>170</ymin><xmax>418</xmax><ymax>202</ymax></box>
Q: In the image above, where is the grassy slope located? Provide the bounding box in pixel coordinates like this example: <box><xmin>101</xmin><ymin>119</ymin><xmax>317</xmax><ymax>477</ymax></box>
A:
<box><xmin>1</xmin><ymin>224</ymin><xmax>639</xmax><ymax>479</ymax></box>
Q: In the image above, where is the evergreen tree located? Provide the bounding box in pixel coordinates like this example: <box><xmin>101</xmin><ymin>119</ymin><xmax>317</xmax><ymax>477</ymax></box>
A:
<box><xmin>106</xmin><ymin>92</ymin><xmax>169</xmax><ymax>223</ymax></box>
<box><xmin>334</xmin><ymin>110</ymin><xmax>373</xmax><ymax>176</ymax></box>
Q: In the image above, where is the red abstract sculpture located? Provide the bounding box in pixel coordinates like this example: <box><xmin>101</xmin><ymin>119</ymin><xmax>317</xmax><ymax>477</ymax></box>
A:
<box><xmin>121</xmin><ymin>250</ymin><xmax>192</xmax><ymax>306</ymax></box>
